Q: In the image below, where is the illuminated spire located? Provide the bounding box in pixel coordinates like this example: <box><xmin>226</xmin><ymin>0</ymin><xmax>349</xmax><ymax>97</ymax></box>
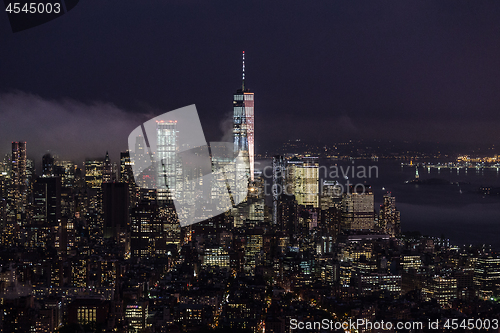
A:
<box><xmin>242</xmin><ymin>51</ymin><xmax>245</xmax><ymax>91</ymax></box>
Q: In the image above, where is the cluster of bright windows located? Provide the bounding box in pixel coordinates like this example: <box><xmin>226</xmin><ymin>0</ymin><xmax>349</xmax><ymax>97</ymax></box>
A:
<box><xmin>77</xmin><ymin>307</ymin><xmax>96</xmax><ymax>324</ymax></box>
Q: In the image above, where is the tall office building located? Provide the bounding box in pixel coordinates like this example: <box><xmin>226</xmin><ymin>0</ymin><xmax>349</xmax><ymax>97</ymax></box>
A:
<box><xmin>120</xmin><ymin>151</ymin><xmax>133</xmax><ymax>183</ymax></box>
<box><xmin>210</xmin><ymin>143</ymin><xmax>236</xmax><ymax>211</ymax></box>
<box><xmin>120</xmin><ymin>151</ymin><xmax>137</xmax><ymax>205</ymax></box>
<box><xmin>285</xmin><ymin>157</ymin><xmax>319</xmax><ymax>208</ymax></box>
<box><xmin>130</xmin><ymin>202</ymin><xmax>171</xmax><ymax>257</ymax></box>
<box><xmin>424</xmin><ymin>276</ymin><xmax>457</xmax><ymax>307</ymax></box>
<box><xmin>244</xmin><ymin>228</ymin><xmax>263</xmax><ymax>276</ymax></box>
<box><xmin>320</xmin><ymin>180</ymin><xmax>342</xmax><ymax>211</ymax></box>
<box><xmin>102</xmin><ymin>151</ymin><xmax>113</xmax><ymax>183</ymax></box>
<box><xmin>157</xmin><ymin>120</ymin><xmax>178</xmax><ymax>203</ymax></box>
<box><xmin>42</xmin><ymin>153</ymin><xmax>54</xmax><ymax>177</ymax></box>
<box><xmin>102</xmin><ymin>182</ymin><xmax>129</xmax><ymax>242</ymax></box>
<box><xmin>134</xmin><ymin>136</ymin><xmax>147</xmax><ymax>169</ymax></box>
<box><xmin>162</xmin><ymin>205</ymin><xmax>181</xmax><ymax>250</ymax></box>
<box><xmin>26</xmin><ymin>158</ymin><xmax>35</xmax><ymax>197</ymax></box>
<box><xmin>231</xmin><ymin>177</ymin><xmax>265</xmax><ymax>228</ymax></box>
<box><xmin>0</xmin><ymin>154</ymin><xmax>10</xmax><ymax>175</ymax></box>
<box><xmin>32</xmin><ymin>177</ymin><xmax>61</xmax><ymax>226</ymax></box>
<box><xmin>85</xmin><ymin>158</ymin><xmax>104</xmax><ymax>189</ymax></box>
<box><xmin>203</xmin><ymin>247</ymin><xmax>230</xmax><ymax>268</ymax></box>
<box><xmin>233</xmin><ymin>51</ymin><xmax>255</xmax><ymax>182</ymax></box>
<box><xmin>378</xmin><ymin>193</ymin><xmax>401</xmax><ymax>236</ymax></box>
<box><xmin>10</xmin><ymin>142</ymin><xmax>27</xmax><ymax>213</ymax></box>
<box><xmin>272</xmin><ymin>155</ymin><xmax>285</xmax><ymax>224</ymax></box>
<box><xmin>277</xmin><ymin>194</ymin><xmax>299</xmax><ymax>235</ymax></box>
<box><xmin>125</xmin><ymin>302</ymin><xmax>149</xmax><ymax>332</ymax></box>
<box><xmin>54</xmin><ymin>160</ymin><xmax>76</xmax><ymax>188</ymax></box>
<box><xmin>342</xmin><ymin>185</ymin><xmax>375</xmax><ymax>231</ymax></box>
<box><xmin>133</xmin><ymin>136</ymin><xmax>155</xmax><ymax>194</ymax></box>
<box><xmin>0</xmin><ymin>175</ymin><xmax>7</xmax><ymax>221</ymax></box>
<box><xmin>32</xmin><ymin>177</ymin><xmax>61</xmax><ymax>247</ymax></box>
<box><xmin>474</xmin><ymin>256</ymin><xmax>500</xmax><ymax>299</ymax></box>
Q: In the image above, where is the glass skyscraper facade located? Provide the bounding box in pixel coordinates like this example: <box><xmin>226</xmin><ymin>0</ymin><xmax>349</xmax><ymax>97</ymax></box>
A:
<box><xmin>233</xmin><ymin>51</ymin><xmax>255</xmax><ymax>182</ymax></box>
<box><xmin>272</xmin><ymin>155</ymin><xmax>285</xmax><ymax>224</ymax></box>
<box><xmin>10</xmin><ymin>141</ymin><xmax>27</xmax><ymax>213</ymax></box>
<box><xmin>157</xmin><ymin>120</ymin><xmax>178</xmax><ymax>202</ymax></box>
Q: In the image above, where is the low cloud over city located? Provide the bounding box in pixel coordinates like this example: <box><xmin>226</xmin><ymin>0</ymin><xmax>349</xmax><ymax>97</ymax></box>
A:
<box><xmin>0</xmin><ymin>91</ymin><xmax>151</xmax><ymax>162</ymax></box>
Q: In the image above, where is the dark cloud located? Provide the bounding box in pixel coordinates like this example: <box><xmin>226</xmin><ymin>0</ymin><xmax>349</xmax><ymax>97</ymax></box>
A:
<box><xmin>0</xmin><ymin>91</ymin><xmax>150</xmax><ymax>163</ymax></box>
<box><xmin>2</xmin><ymin>0</ymin><xmax>500</xmax><ymax>154</ymax></box>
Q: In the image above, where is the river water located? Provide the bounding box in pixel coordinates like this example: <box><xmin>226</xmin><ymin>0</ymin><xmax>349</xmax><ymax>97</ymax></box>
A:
<box><xmin>258</xmin><ymin>158</ymin><xmax>500</xmax><ymax>250</ymax></box>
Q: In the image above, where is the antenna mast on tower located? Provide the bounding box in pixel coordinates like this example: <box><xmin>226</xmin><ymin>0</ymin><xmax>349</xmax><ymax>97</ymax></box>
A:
<box><xmin>242</xmin><ymin>51</ymin><xmax>245</xmax><ymax>91</ymax></box>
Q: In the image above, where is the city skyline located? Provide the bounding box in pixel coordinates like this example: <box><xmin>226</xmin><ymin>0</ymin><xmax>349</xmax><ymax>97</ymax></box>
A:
<box><xmin>1</xmin><ymin>2</ymin><xmax>500</xmax><ymax>332</ymax></box>
<box><xmin>1</xmin><ymin>52</ymin><xmax>500</xmax><ymax>250</ymax></box>
<box><xmin>1</xmin><ymin>135</ymin><xmax>499</xmax><ymax>331</ymax></box>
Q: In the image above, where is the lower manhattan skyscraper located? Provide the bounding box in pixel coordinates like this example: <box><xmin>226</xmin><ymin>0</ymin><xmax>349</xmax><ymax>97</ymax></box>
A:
<box><xmin>10</xmin><ymin>141</ymin><xmax>27</xmax><ymax>214</ymax></box>
<box><xmin>272</xmin><ymin>155</ymin><xmax>285</xmax><ymax>224</ymax></box>
<box><xmin>157</xmin><ymin>120</ymin><xmax>178</xmax><ymax>203</ymax></box>
<box><xmin>233</xmin><ymin>51</ymin><xmax>255</xmax><ymax>182</ymax></box>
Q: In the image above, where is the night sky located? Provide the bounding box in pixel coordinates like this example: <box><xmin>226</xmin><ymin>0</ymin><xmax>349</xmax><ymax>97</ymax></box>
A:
<box><xmin>2</xmin><ymin>0</ymin><xmax>500</xmax><ymax>162</ymax></box>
